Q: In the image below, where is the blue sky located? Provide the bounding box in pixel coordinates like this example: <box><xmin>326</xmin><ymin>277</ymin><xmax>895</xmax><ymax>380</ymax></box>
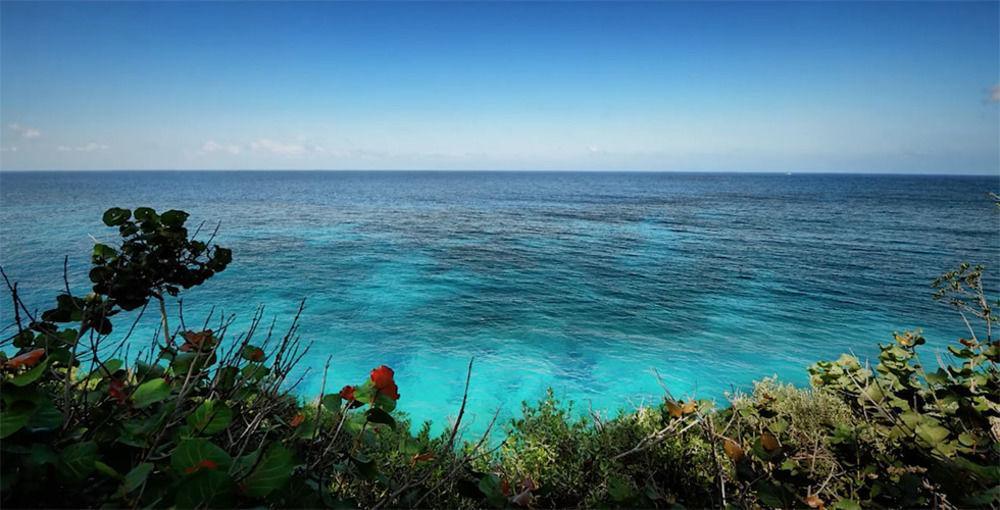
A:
<box><xmin>1</xmin><ymin>1</ymin><xmax>997</xmax><ymax>173</ymax></box>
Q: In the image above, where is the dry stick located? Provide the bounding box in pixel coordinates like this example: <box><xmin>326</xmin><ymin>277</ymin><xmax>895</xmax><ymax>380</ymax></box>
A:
<box><xmin>313</xmin><ymin>355</ymin><xmax>334</xmax><ymax>442</ymax></box>
<box><xmin>140</xmin><ymin>335</ymin><xmax>223</xmax><ymax>463</ymax></box>
<box><xmin>0</xmin><ymin>266</ymin><xmax>58</xmax><ymax>344</ymax></box>
<box><xmin>154</xmin><ymin>294</ymin><xmax>172</xmax><ymax>348</ymax></box>
<box><xmin>446</xmin><ymin>357</ymin><xmax>475</xmax><ymax>452</ymax></box>
<box><xmin>313</xmin><ymin>401</ymin><xmax>353</xmax><ymax>469</ymax></box>
<box><xmin>10</xmin><ymin>282</ymin><xmax>23</xmax><ymax>334</ymax></box>
<box><xmin>410</xmin><ymin>409</ymin><xmax>504</xmax><ymax>509</ymax></box>
<box><xmin>612</xmin><ymin>416</ymin><xmax>699</xmax><ymax>461</ymax></box>
<box><xmin>373</xmin><ymin>359</ymin><xmax>482</xmax><ymax>510</ymax></box>
<box><xmin>697</xmin><ymin>409</ymin><xmax>727</xmax><ymax>508</ymax></box>
<box><xmin>957</xmin><ymin>309</ymin><xmax>978</xmax><ymax>343</ymax></box>
<box><xmin>177</xmin><ymin>298</ymin><xmax>188</xmax><ymax>332</ymax></box>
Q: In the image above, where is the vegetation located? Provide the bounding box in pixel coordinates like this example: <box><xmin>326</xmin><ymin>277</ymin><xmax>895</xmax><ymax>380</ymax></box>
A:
<box><xmin>1</xmin><ymin>207</ymin><xmax>997</xmax><ymax>509</ymax></box>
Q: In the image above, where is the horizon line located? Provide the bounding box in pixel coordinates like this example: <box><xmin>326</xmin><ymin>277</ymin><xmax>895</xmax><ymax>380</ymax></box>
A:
<box><xmin>0</xmin><ymin>169</ymin><xmax>998</xmax><ymax>178</ymax></box>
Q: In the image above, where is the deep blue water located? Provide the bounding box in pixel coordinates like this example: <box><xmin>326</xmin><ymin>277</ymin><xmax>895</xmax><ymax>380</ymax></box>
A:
<box><xmin>1</xmin><ymin>171</ymin><xmax>997</xmax><ymax>434</ymax></box>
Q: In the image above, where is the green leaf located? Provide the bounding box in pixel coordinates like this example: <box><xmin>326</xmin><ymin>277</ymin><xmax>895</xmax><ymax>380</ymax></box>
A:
<box><xmin>242</xmin><ymin>444</ymin><xmax>295</xmax><ymax>498</ymax></box>
<box><xmin>58</xmin><ymin>441</ymin><xmax>98</xmax><ymax>482</ymax></box>
<box><xmin>608</xmin><ymin>476</ymin><xmax>633</xmax><ymax>502</ymax></box>
<box><xmin>92</xmin><ymin>243</ymin><xmax>118</xmax><ymax>261</ymax></box>
<box><xmin>321</xmin><ymin>394</ymin><xmax>342</xmax><ymax>411</ymax></box>
<box><xmin>374</xmin><ymin>391</ymin><xmax>397</xmax><ymax>412</ymax></box>
<box><xmin>94</xmin><ymin>460</ymin><xmax>122</xmax><ymax>480</ymax></box>
<box><xmin>915</xmin><ymin>423</ymin><xmax>950</xmax><ymax>447</ymax></box>
<box><xmin>133</xmin><ymin>207</ymin><xmax>158</xmax><ymax>222</ymax></box>
<box><xmin>0</xmin><ymin>400</ymin><xmax>37</xmax><ymax>438</ymax></box>
<box><xmin>25</xmin><ymin>443</ymin><xmax>58</xmax><ymax>467</ymax></box>
<box><xmin>27</xmin><ymin>397</ymin><xmax>63</xmax><ymax>430</ymax></box>
<box><xmin>11</xmin><ymin>359</ymin><xmax>50</xmax><ymax>387</ymax></box>
<box><xmin>753</xmin><ymin>481</ymin><xmax>788</xmax><ymax>508</ymax></box>
<box><xmin>175</xmin><ymin>469</ymin><xmax>233</xmax><ymax>509</ymax></box>
<box><xmin>133</xmin><ymin>378</ymin><xmax>171</xmax><ymax>408</ymax></box>
<box><xmin>240</xmin><ymin>345</ymin><xmax>265</xmax><ymax>362</ymax></box>
<box><xmin>171</xmin><ymin>439</ymin><xmax>232</xmax><ymax>474</ymax></box>
<box><xmin>86</xmin><ymin>359</ymin><xmax>123</xmax><ymax>380</ymax></box>
<box><xmin>230</xmin><ymin>449</ymin><xmax>261</xmax><ymax>480</ymax></box>
<box><xmin>160</xmin><ymin>209</ymin><xmax>189</xmax><ymax>227</ymax></box>
<box><xmin>102</xmin><ymin>207</ymin><xmax>131</xmax><ymax>226</ymax></box>
<box><xmin>478</xmin><ymin>474</ymin><xmax>506</xmax><ymax>508</ymax></box>
<box><xmin>353</xmin><ymin>380</ymin><xmax>376</xmax><ymax>404</ymax></box>
<box><xmin>187</xmin><ymin>400</ymin><xmax>233</xmax><ymax>435</ymax></box>
<box><xmin>215</xmin><ymin>366</ymin><xmax>238</xmax><ymax>391</ymax></box>
<box><xmin>365</xmin><ymin>407</ymin><xmax>396</xmax><ymax>430</ymax></box>
<box><xmin>123</xmin><ymin>463</ymin><xmax>154</xmax><ymax>493</ymax></box>
<box><xmin>831</xmin><ymin>499</ymin><xmax>863</xmax><ymax>510</ymax></box>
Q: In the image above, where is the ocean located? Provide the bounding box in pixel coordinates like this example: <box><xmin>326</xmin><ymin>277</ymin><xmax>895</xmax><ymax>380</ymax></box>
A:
<box><xmin>1</xmin><ymin>171</ymin><xmax>997</xmax><ymax>435</ymax></box>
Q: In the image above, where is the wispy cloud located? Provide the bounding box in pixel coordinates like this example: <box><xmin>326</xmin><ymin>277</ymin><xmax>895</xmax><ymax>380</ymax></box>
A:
<box><xmin>8</xmin><ymin>123</ymin><xmax>41</xmax><ymax>139</ymax></box>
<box><xmin>201</xmin><ymin>140</ymin><xmax>242</xmax><ymax>155</ymax></box>
<box><xmin>250</xmin><ymin>138</ymin><xmax>325</xmax><ymax>157</ymax></box>
<box><xmin>0</xmin><ymin>146</ymin><xmax>18</xmax><ymax>152</ymax></box>
<box><xmin>990</xmin><ymin>84</ymin><xmax>1000</xmax><ymax>103</ymax></box>
<box><xmin>57</xmin><ymin>142</ymin><xmax>109</xmax><ymax>152</ymax></box>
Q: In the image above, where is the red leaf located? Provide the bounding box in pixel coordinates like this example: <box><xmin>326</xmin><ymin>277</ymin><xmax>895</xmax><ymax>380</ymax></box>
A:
<box><xmin>109</xmin><ymin>379</ymin><xmax>129</xmax><ymax>405</ymax></box>
<box><xmin>370</xmin><ymin>365</ymin><xmax>395</xmax><ymax>388</ymax></box>
<box><xmin>411</xmin><ymin>452</ymin><xmax>435</xmax><ymax>464</ymax></box>
<box><xmin>339</xmin><ymin>385</ymin><xmax>356</xmax><ymax>401</ymax></box>
<box><xmin>182</xmin><ymin>330</ymin><xmax>213</xmax><ymax>345</ymax></box>
<box><xmin>248</xmin><ymin>348</ymin><xmax>265</xmax><ymax>361</ymax></box>
<box><xmin>379</xmin><ymin>381</ymin><xmax>400</xmax><ymax>401</ymax></box>
<box><xmin>6</xmin><ymin>348</ymin><xmax>45</xmax><ymax>369</ymax></box>
<box><xmin>184</xmin><ymin>459</ymin><xmax>219</xmax><ymax>474</ymax></box>
<box><xmin>290</xmin><ymin>413</ymin><xmax>305</xmax><ymax>428</ymax></box>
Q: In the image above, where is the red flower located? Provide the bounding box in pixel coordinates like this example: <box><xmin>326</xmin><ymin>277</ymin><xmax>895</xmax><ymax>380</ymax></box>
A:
<box><xmin>184</xmin><ymin>459</ymin><xmax>219</xmax><ymax>474</ymax></box>
<box><xmin>290</xmin><ymin>413</ymin><xmax>305</xmax><ymax>428</ymax></box>
<box><xmin>339</xmin><ymin>385</ymin><xmax>356</xmax><ymax>401</ymax></box>
<box><xmin>370</xmin><ymin>365</ymin><xmax>400</xmax><ymax>400</ymax></box>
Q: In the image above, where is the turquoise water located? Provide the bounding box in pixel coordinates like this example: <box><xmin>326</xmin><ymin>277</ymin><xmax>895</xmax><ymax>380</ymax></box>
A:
<box><xmin>1</xmin><ymin>171</ymin><xmax>997</xmax><ymax>435</ymax></box>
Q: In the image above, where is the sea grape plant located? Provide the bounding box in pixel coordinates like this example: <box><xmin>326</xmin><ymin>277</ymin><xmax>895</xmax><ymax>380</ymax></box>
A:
<box><xmin>0</xmin><ymin>207</ymin><xmax>412</xmax><ymax>508</ymax></box>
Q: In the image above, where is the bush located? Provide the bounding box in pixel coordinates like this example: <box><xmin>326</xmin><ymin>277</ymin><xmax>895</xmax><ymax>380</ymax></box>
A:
<box><xmin>1</xmin><ymin>207</ymin><xmax>997</xmax><ymax>509</ymax></box>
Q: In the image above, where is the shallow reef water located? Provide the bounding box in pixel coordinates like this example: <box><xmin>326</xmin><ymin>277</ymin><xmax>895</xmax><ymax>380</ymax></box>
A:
<box><xmin>1</xmin><ymin>171</ymin><xmax>997</xmax><ymax>435</ymax></box>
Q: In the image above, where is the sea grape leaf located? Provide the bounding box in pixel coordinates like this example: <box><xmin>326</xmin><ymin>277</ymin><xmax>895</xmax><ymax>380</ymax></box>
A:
<box><xmin>242</xmin><ymin>444</ymin><xmax>295</xmax><ymax>498</ymax></box>
<box><xmin>58</xmin><ymin>441</ymin><xmax>98</xmax><ymax>482</ymax></box>
<box><xmin>27</xmin><ymin>397</ymin><xmax>63</xmax><ymax>430</ymax></box>
<box><xmin>0</xmin><ymin>400</ymin><xmax>36</xmax><ymax>438</ymax></box>
<box><xmin>365</xmin><ymin>407</ymin><xmax>395</xmax><ymax>430</ymax></box>
<box><xmin>123</xmin><ymin>463</ymin><xmax>154</xmax><ymax>493</ymax></box>
<box><xmin>102</xmin><ymin>207</ymin><xmax>131</xmax><ymax>226</ymax></box>
<box><xmin>171</xmin><ymin>439</ymin><xmax>232</xmax><ymax>474</ymax></box>
<box><xmin>11</xmin><ymin>359</ymin><xmax>50</xmax><ymax>387</ymax></box>
<box><xmin>187</xmin><ymin>400</ymin><xmax>232</xmax><ymax>435</ymax></box>
<box><xmin>175</xmin><ymin>469</ymin><xmax>233</xmax><ymax>509</ymax></box>
<box><xmin>133</xmin><ymin>378</ymin><xmax>171</xmax><ymax>408</ymax></box>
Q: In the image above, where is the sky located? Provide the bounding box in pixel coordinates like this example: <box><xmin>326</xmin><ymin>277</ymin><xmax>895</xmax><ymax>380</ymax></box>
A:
<box><xmin>0</xmin><ymin>1</ymin><xmax>998</xmax><ymax>173</ymax></box>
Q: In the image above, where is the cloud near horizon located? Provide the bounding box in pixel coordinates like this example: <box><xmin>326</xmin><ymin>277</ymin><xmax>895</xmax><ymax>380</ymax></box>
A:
<box><xmin>200</xmin><ymin>139</ymin><xmax>326</xmax><ymax>157</ymax></box>
<box><xmin>57</xmin><ymin>142</ymin><xmax>108</xmax><ymax>152</ymax></box>
<box><xmin>8</xmin><ymin>123</ymin><xmax>40</xmax><ymax>139</ymax></box>
<box><xmin>249</xmin><ymin>139</ymin><xmax>326</xmax><ymax>157</ymax></box>
<box><xmin>201</xmin><ymin>140</ymin><xmax>242</xmax><ymax>155</ymax></box>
